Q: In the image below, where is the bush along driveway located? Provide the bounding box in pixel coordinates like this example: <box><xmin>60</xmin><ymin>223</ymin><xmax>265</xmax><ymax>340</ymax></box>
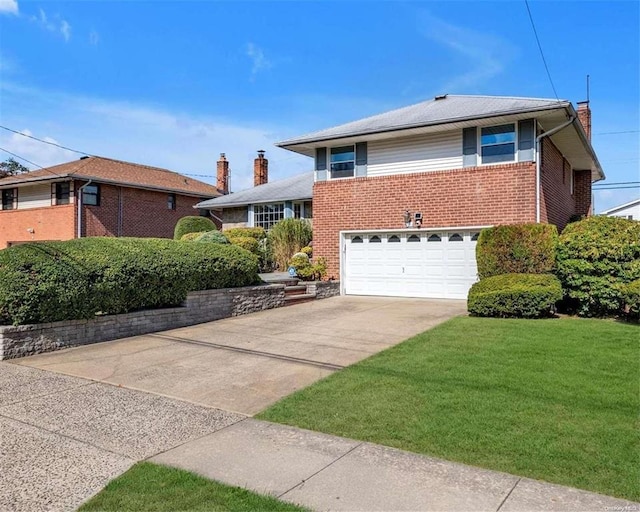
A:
<box><xmin>258</xmin><ymin>316</ymin><xmax>640</xmax><ymax>502</ymax></box>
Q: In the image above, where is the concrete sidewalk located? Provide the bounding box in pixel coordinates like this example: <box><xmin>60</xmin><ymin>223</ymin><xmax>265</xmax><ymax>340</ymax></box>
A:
<box><xmin>152</xmin><ymin>418</ymin><xmax>638</xmax><ymax>512</ymax></box>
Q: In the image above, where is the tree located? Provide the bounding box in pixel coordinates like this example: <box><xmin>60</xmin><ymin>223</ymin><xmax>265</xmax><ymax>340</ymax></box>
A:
<box><xmin>0</xmin><ymin>158</ymin><xmax>30</xmax><ymax>178</ymax></box>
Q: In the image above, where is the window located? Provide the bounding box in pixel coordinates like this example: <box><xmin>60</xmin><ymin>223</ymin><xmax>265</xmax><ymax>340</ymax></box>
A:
<box><xmin>369</xmin><ymin>235</ymin><xmax>381</xmax><ymax>243</ymax></box>
<box><xmin>330</xmin><ymin>146</ymin><xmax>355</xmax><ymax>179</ymax></box>
<box><xmin>293</xmin><ymin>203</ymin><xmax>302</xmax><ymax>219</ymax></box>
<box><xmin>168</xmin><ymin>193</ymin><xmax>176</xmax><ymax>210</ymax></box>
<box><xmin>55</xmin><ymin>182</ymin><xmax>70</xmax><ymax>205</ymax></box>
<box><xmin>481</xmin><ymin>124</ymin><xmax>516</xmax><ymax>164</ymax></box>
<box><xmin>449</xmin><ymin>233</ymin><xmax>463</xmax><ymax>242</ymax></box>
<box><xmin>408</xmin><ymin>234</ymin><xmax>421</xmax><ymax>242</ymax></box>
<box><xmin>351</xmin><ymin>236</ymin><xmax>363</xmax><ymax>243</ymax></box>
<box><xmin>471</xmin><ymin>232</ymin><xmax>480</xmax><ymax>241</ymax></box>
<box><xmin>388</xmin><ymin>235</ymin><xmax>401</xmax><ymax>243</ymax></box>
<box><xmin>304</xmin><ymin>201</ymin><xmax>313</xmax><ymax>219</ymax></box>
<box><xmin>82</xmin><ymin>184</ymin><xmax>100</xmax><ymax>206</ymax></box>
<box><xmin>1</xmin><ymin>188</ymin><xmax>16</xmax><ymax>210</ymax></box>
<box><xmin>254</xmin><ymin>203</ymin><xmax>284</xmax><ymax>230</ymax></box>
<box><xmin>428</xmin><ymin>234</ymin><xmax>441</xmax><ymax>242</ymax></box>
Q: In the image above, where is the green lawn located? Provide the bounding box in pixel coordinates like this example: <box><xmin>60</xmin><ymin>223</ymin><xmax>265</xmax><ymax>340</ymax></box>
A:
<box><xmin>79</xmin><ymin>462</ymin><xmax>308</xmax><ymax>512</ymax></box>
<box><xmin>258</xmin><ymin>317</ymin><xmax>639</xmax><ymax>501</ymax></box>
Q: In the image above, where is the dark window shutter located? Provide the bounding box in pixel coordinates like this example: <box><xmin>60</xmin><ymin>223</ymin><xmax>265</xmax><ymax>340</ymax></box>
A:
<box><xmin>316</xmin><ymin>147</ymin><xmax>327</xmax><ymax>171</ymax></box>
<box><xmin>462</xmin><ymin>127</ymin><xmax>477</xmax><ymax>167</ymax></box>
<box><xmin>518</xmin><ymin>119</ymin><xmax>535</xmax><ymax>161</ymax></box>
<box><xmin>355</xmin><ymin>142</ymin><xmax>367</xmax><ymax>166</ymax></box>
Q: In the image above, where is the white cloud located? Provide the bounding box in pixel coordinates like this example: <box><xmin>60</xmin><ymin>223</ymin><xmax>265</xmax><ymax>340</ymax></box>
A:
<box><xmin>245</xmin><ymin>42</ymin><xmax>273</xmax><ymax>81</ymax></box>
<box><xmin>417</xmin><ymin>11</ymin><xmax>518</xmax><ymax>93</ymax></box>
<box><xmin>89</xmin><ymin>30</ymin><xmax>99</xmax><ymax>46</ymax></box>
<box><xmin>0</xmin><ymin>0</ymin><xmax>18</xmax><ymax>15</ymax></box>
<box><xmin>30</xmin><ymin>8</ymin><xmax>72</xmax><ymax>41</ymax></box>
<box><xmin>0</xmin><ymin>82</ymin><xmax>312</xmax><ymax>191</ymax></box>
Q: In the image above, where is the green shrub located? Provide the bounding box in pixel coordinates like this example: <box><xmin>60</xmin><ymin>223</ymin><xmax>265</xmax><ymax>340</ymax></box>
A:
<box><xmin>288</xmin><ymin>254</ymin><xmax>327</xmax><ymax>282</ymax></box>
<box><xmin>180</xmin><ymin>232</ymin><xmax>202</xmax><ymax>242</ymax></box>
<box><xmin>194</xmin><ymin>230</ymin><xmax>229</xmax><ymax>244</ymax></box>
<box><xmin>228</xmin><ymin>236</ymin><xmax>259</xmax><ymax>254</ymax></box>
<box><xmin>301</xmin><ymin>246</ymin><xmax>313</xmax><ymax>257</ymax></box>
<box><xmin>468</xmin><ymin>273</ymin><xmax>562</xmax><ymax>319</ymax></box>
<box><xmin>476</xmin><ymin>224</ymin><xmax>558</xmax><ymax>278</ymax></box>
<box><xmin>622</xmin><ymin>279</ymin><xmax>640</xmax><ymax>321</ymax></box>
<box><xmin>223</xmin><ymin>227</ymin><xmax>266</xmax><ymax>241</ymax></box>
<box><xmin>173</xmin><ymin>216</ymin><xmax>215</xmax><ymax>240</ymax></box>
<box><xmin>269</xmin><ymin>219</ymin><xmax>313</xmax><ymax>270</ymax></box>
<box><xmin>556</xmin><ymin>216</ymin><xmax>640</xmax><ymax>317</ymax></box>
<box><xmin>0</xmin><ymin>238</ymin><xmax>259</xmax><ymax>325</ymax></box>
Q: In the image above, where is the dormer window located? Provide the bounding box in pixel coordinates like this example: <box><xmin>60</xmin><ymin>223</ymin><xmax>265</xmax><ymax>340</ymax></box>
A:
<box><xmin>330</xmin><ymin>146</ymin><xmax>355</xmax><ymax>179</ymax></box>
<box><xmin>480</xmin><ymin>124</ymin><xmax>516</xmax><ymax>164</ymax></box>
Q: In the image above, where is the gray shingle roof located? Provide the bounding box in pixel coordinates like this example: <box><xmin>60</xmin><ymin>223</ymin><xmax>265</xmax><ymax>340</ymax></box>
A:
<box><xmin>197</xmin><ymin>172</ymin><xmax>313</xmax><ymax>209</ymax></box>
<box><xmin>277</xmin><ymin>95</ymin><xmax>570</xmax><ymax>146</ymax></box>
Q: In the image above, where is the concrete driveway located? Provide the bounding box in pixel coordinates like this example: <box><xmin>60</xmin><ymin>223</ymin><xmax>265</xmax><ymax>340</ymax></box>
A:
<box><xmin>15</xmin><ymin>296</ymin><xmax>466</xmax><ymax>415</ymax></box>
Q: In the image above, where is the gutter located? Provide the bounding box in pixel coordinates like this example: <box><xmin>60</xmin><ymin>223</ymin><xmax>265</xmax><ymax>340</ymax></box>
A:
<box><xmin>535</xmin><ymin>113</ymin><xmax>575</xmax><ymax>223</ymax></box>
<box><xmin>76</xmin><ymin>180</ymin><xmax>93</xmax><ymax>239</ymax></box>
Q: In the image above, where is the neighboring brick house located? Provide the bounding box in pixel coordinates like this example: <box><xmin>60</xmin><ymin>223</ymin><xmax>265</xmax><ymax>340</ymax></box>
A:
<box><xmin>276</xmin><ymin>94</ymin><xmax>605</xmax><ymax>299</ymax></box>
<box><xmin>0</xmin><ymin>156</ymin><xmax>220</xmax><ymax>248</ymax></box>
<box><xmin>197</xmin><ymin>152</ymin><xmax>313</xmax><ymax>230</ymax></box>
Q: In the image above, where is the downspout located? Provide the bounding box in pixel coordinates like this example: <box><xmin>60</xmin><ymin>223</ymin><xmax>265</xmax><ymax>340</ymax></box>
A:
<box><xmin>76</xmin><ymin>180</ymin><xmax>93</xmax><ymax>239</ymax></box>
<box><xmin>535</xmin><ymin>115</ymin><xmax>576</xmax><ymax>223</ymax></box>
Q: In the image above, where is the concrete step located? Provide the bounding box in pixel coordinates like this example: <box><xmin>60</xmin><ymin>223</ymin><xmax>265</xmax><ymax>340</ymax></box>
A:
<box><xmin>284</xmin><ymin>293</ymin><xmax>317</xmax><ymax>305</ymax></box>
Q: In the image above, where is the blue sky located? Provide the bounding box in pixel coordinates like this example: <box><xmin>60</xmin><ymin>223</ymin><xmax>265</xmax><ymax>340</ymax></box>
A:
<box><xmin>0</xmin><ymin>0</ymin><xmax>638</xmax><ymax>211</ymax></box>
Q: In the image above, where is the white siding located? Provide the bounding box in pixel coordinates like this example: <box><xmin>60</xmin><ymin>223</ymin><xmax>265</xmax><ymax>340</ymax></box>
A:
<box><xmin>17</xmin><ymin>183</ymin><xmax>52</xmax><ymax>210</ymax></box>
<box><xmin>604</xmin><ymin>203</ymin><xmax>640</xmax><ymax>220</ymax></box>
<box><xmin>367</xmin><ymin>130</ymin><xmax>463</xmax><ymax>177</ymax></box>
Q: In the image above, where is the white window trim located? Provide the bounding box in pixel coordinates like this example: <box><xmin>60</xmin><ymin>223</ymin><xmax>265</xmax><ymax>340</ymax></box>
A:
<box><xmin>477</xmin><ymin>123</ymin><xmax>518</xmax><ymax>166</ymax></box>
<box><xmin>252</xmin><ymin>202</ymin><xmax>285</xmax><ymax>230</ymax></box>
<box><xmin>329</xmin><ymin>145</ymin><xmax>356</xmax><ymax>180</ymax></box>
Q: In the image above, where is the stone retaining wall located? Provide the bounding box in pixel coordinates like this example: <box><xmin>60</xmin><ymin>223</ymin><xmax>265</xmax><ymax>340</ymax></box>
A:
<box><xmin>307</xmin><ymin>280</ymin><xmax>341</xmax><ymax>299</ymax></box>
<box><xmin>0</xmin><ymin>284</ymin><xmax>285</xmax><ymax>361</ymax></box>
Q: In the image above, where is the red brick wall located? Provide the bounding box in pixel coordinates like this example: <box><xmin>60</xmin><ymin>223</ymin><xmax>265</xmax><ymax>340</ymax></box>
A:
<box><xmin>313</xmin><ymin>162</ymin><xmax>537</xmax><ymax>279</ymax></box>
<box><xmin>80</xmin><ymin>182</ymin><xmax>209</xmax><ymax>239</ymax></box>
<box><xmin>0</xmin><ymin>204</ymin><xmax>76</xmax><ymax>248</ymax></box>
<box><xmin>539</xmin><ymin>138</ymin><xmax>576</xmax><ymax>231</ymax></box>
<box><xmin>574</xmin><ymin>170</ymin><xmax>592</xmax><ymax>217</ymax></box>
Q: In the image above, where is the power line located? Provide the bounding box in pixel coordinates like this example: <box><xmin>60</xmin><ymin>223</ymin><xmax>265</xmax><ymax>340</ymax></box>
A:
<box><xmin>0</xmin><ymin>147</ymin><xmax>44</xmax><ymax>169</ymax></box>
<box><xmin>593</xmin><ymin>185</ymin><xmax>640</xmax><ymax>190</ymax></box>
<box><xmin>524</xmin><ymin>0</ymin><xmax>560</xmax><ymax>101</ymax></box>
<box><xmin>595</xmin><ymin>130</ymin><xmax>640</xmax><ymax>135</ymax></box>
<box><xmin>593</xmin><ymin>181</ymin><xmax>640</xmax><ymax>186</ymax></box>
<box><xmin>0</xmin><ymin>125</ymin><xmax>89</xmax><ymax>156</ymax></box>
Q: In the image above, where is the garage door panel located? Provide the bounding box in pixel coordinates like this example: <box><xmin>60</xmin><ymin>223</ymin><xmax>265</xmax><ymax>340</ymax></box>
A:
<box><xmin>344</xmin><ymin>230</ymin><xmax>480</xmax><ymax>299</ymax></box>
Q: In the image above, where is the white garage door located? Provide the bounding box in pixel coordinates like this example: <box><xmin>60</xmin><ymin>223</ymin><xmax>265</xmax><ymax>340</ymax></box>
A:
<box><xmin>343</xmin><ymin>230</ymin><xmax>480</xmax><ymax>299</ymax></box>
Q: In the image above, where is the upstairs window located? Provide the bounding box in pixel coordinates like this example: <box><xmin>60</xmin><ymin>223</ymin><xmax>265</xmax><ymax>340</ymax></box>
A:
<box><xmin>1</xmin><ymin>188</ymin><xmax>16</xmax><ymax>210</ymax></box>
<box><xmin>55</xmin><ymin>182</ymin><xmax>70</xmax><ymax>205</ymax></box>
<box><xmin>168</xmin><ymin>193</ymin><xmax>176</xmax><ymax>210</ymax></box>
<box><xmin>481</xmin><ymin>124</ymin><xmax>516</xmax><ymax>164</ymax></box>
<box><xmin>330</xmin><ymin>146</ymin><xmax>355</xmax><ymax>179</ymax></box>
<box><xmin>83</xmin><ymin>184</ymin><xmax>100</xmax><ymax>206</ymax></box>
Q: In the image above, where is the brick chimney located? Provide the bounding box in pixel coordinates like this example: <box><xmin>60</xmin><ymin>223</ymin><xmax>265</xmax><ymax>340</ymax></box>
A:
<box><xmin>216</xmin><ymin>153</ymin><xmax>229</xmax><ymax>195</ymax></box>
<box><xmin>254</xmin><ymin>150</ymin><xmax>268</xmax><ymax>186</ymax></box>
<box><xmin>577</xmin><ymin>101</ymin><xmax>591</xmax><ymax>141</ymax></box>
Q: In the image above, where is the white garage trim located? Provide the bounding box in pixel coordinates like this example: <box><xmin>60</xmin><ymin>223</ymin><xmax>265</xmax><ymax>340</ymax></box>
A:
<box><xmin>340</xmin><ymin>226</ymin><xmax>490</xmax><ymax>299</ymax></box>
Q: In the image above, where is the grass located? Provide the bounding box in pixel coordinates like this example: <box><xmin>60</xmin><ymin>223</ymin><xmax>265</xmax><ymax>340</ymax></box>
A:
<box><xmin>258</xmin><ymin>317</ymin><xmax>640</xmax><ymax>501</ymax></box>
<box><xmin>79</xmin><ymin>462</ymin><xmax>308</xmax><ymax>512</ymax></box>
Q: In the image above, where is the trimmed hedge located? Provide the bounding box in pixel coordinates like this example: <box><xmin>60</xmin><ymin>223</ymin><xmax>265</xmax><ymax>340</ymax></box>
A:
<box><xmin>194</xmin><ymin>230</ymin><xmax>229</xmax><ymax>244</ymax></box>
<box><xmin>468</xmin><ymin>273</ymin><xmax>562</xmax><ymax>319</ymax></box>
<box><xmin>223</xmin><ymin>227</ymin><xmax>266</xmax><ymax>241</ymax></box>
<box><xmin>556</xmin><ymin>216</ymin><xmax>640</xmax><ymax>317</ymax></box>
<box><xmin>228</xmin><ymin>236</ymin><xmax>259</xmax><ymax>254</ymax></box>
<box><xmin>476</xmin><ymin>224</ymin><xmax>558</xmax><ymax>278</ymax></box>
<box><xmin>180</xmin><ymin>232</ymin><xmax>202</xmax><ymax>242</ymax></box>
<box><xmin>623</xmin><ymin>279</ymin><xmax>640</xmax><ymax>321</ymax></box>
<box><xmin>0</xmin><ymin>237</ymin><xmax>259</xmax><ymax>326</ymax></box>
<box><xmin>173</xmin><ymin>216</ymin><xmax>215</xmax><ymax>240</ymax></box>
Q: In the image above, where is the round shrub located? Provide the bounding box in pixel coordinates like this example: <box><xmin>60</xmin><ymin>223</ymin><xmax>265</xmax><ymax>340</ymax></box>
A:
<box><xmin>476</xmin><ymin>224</ymin><xmax>558</xmax><ymax>278</ymax></box>
<box><xmin>194</xmin><ymin>230</ymin><xmax>229</xmax><ymax>244</ymax></box>
<box><xmin>228</xmin><ymin>236</ymin><xmax>259</xmax><ymax>254</ymax></box>
<box><xmin>288</xmin><ymin>254</ymin><xmax>327</xmax><ymax>282</ymax></box>
<box><xmin>623</xmin><ymin>279</ymin><xmax>640</xmax><ymax>321</ymax></box>
<box><xmin>556</xmin><ymin>216</ymin><xmax>640</xmax><ymax>317</ymax></box>
<box><xmin>173</xmin><ymin>216</ymin><xmax>215</xmax><ymax>240</ymax></box>
<box><xmin>0</xmin><ymin>237</ymin><xmax>259</xmax><ymax>325</ymax></box>
<box><xmin>468</xmin><ymin>273</ymin><xmax>562</xmax><ymax>319</ymax></box>
<box><xmin>301</xmin><ymin>246</ymin><xmax>313</xmax><ymax>257</ymax></box>
<box><xmin>180</xmin><ymin>232</ymin><xmax>202</xmax><ymax>242</ymax></box>
<box><xmin>223</xmin><ymin>227</ymin><xmax>266</xmax><ymax>241</ymax></box>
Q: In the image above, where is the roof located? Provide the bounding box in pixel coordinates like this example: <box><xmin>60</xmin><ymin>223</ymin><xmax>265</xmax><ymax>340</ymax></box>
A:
<box><xmin>600</xmin><ymin>198</ymin><xmax>640</xmax><ymax>215</ymax></box>
<box><xmin>277</xmin><ymin>95</ymin><xmax>571</xmax><ymax>146</ymax></box>
<box><xmin>197</xmin><ymin>172</ymin><xmax>313</xmax><ymax>209</ymax></box>
<box><xmin>0</xmin><ymin>156</ymin><xmax>220</xmax><ymax>198</ymax></box>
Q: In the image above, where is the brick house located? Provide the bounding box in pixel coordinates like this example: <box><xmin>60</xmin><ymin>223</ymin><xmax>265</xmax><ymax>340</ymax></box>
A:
<box><xmin>197</xmin><ymin>152</ymin><xmax>313</xmax><ymax>231</ymax></box>
<box><xmin>0</xmin><ymin>156</ymin><xmax>220</xmax><ymax>248</ymax></box>
<box><xmin>276</xmin><ymin>95</ymin><xmax>604</xmax><ymax>299</ymax></box>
